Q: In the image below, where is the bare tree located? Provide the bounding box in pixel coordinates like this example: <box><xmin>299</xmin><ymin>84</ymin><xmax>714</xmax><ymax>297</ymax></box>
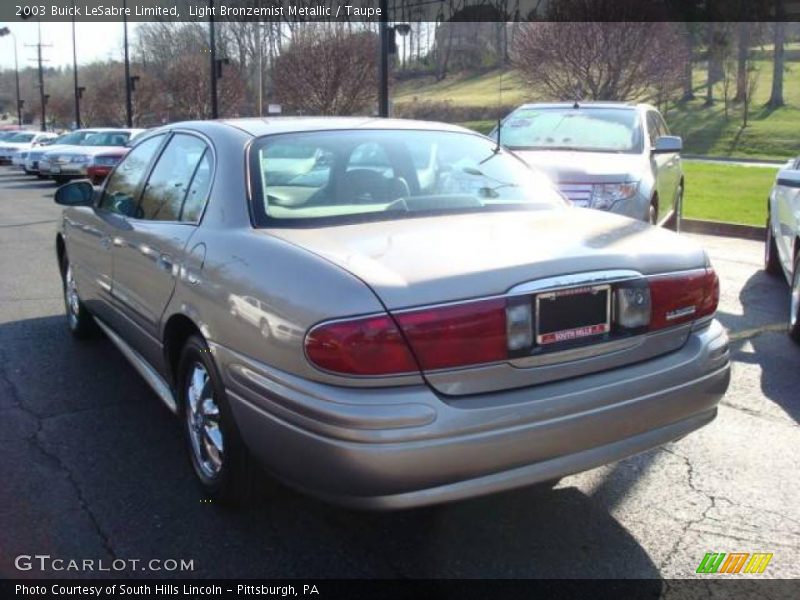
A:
<box><xmin>272</xmin><ymin>26</ymin><xmax>378</xmax><ymax>115</ymax></box>
<box><xmin>721</xmin><ymin>54</ymin><xmax>735</xmax><ymax>120</ymax></box>
<box><xmin>743</xmin><ymin>63</ymin><xmax>761</xmax><ymax>128</ymax></box>
<box><xmin>511</xmin><ymin>21</ymin><xmax>686</xmax><ymax>101</ymax></box>
<box><xmin>734</xmin><ymin>21</ymin><xmax>752</xmax><ymax>102</ymax></box>
<box><xmin>766</xmin><ymin>16</ymin><xmax>786</xmax><ymax>108</ymax></box>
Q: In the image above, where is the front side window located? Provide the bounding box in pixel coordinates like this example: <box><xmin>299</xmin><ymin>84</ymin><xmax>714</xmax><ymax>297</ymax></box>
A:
<box><xmin>100</xmin><ymin>135</ymin><xmax>165</xmax><ymax>217</ymax></box>
<box><xmin>138</xmin><ymin>134</ymin><xmax>208</xmax><ymax>222</ymax></box>
<box><xmin>498</xmin><ymin>107</ymin><xmax>643</xmax><ymax>154</ymax></box>
<box><xmin>250</xmin><ymin>129</ymin><xmax>565</xmax><ymax>225</ymax></box>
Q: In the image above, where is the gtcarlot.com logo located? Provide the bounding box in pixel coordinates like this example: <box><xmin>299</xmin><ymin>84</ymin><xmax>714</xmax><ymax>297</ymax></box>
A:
<box><xmin>696</xmin><ymin>552</ymin><xmax>773</xmax><ymax>574</ymax></box>
<box><xmin>14</xmin><ymin>554</ymin><xmax>195</xmax><ymax>573</ymax></box>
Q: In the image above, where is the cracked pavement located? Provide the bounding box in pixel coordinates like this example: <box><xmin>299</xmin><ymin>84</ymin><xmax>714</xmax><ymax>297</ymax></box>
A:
<box><xmin>0</xmin><ymin>169</ymin><xmax>798</xmax><ymax>579</ymax></box>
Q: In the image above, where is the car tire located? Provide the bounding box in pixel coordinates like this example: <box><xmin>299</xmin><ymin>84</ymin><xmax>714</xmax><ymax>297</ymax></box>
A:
<box><xmin>36</xmin><ymin>174</ymin><xmax>47</xmax><ymax>180</ymax></box>
<box><xmin>259</xmin><ymin>319</ymin><xmax>272</xmax><ymax>339</ymax></box>
<box><xmin>648</xmin><ymin>200</ymin><xmax>658</xmax><ymax>225</ymax></box>
<box><xmin>53</xmin><ymin>176</ymin><xmax>69</xmax><ymax>185</ymax></box>
<box><xmin>764</xmin><ymin>217</ymin><xmax>782</xmax><ymax>276</ymax></box>
<box><xmin>789</xmin><ymin>254</ymin><xmax>800</xmax><ymax>344</ymax></box>
<box><xmin>668</xmin><ymin>184</ymin><xmax>682</xmax><ymax>233</ymax></box>
<box><xmin>179</xmin><ymin>334</ymin><xmax>257</xmax><ymax>505</ymax></box>
<box><xmin>61</xmin><ymin>257</ymin><xmax>99</xmax><ymax>339</ymax></box>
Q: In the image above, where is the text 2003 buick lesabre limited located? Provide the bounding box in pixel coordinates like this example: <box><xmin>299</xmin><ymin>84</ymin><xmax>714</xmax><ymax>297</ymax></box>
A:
<box><xmin>54</xmin><ymin>118</ymin><xmax>730</xmax><ymax>508</ymax></box>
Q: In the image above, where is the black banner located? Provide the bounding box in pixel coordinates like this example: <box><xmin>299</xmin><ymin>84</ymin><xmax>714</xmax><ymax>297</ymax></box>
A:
<box><xmin>3</xmin><ymin>0</ymin><xmax>800</xmax><ymax>23</ymax></box>
<box><xmin>2</xmin><ymin>579</ymin><xmax>800</xmax><ymax>600</ymax></box>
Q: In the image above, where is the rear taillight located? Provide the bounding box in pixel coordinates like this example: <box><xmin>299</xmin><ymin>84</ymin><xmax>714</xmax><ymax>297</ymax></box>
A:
<box><xmin>395</xmin><ymin>298</ymin><xmax>508</xmax><ymax>370</ymax></box>
<box><xmin>648</xmin><ymin>268</ymin><xmax>719</xmax><ymax>330</ymax></box>
<box><xmin>305</xmin><ymin>298</ymin><xmax>509</xmax><ymax>375</ymax></box>
<box><xmin>305</xmin><ymin>315</ymin><xmax>418</xmax><ymax>376</ymax></box>
<box><xmin>305</xmin><ymin>268</ymin><xmax>720</xmax><ymax>376</ymax></box>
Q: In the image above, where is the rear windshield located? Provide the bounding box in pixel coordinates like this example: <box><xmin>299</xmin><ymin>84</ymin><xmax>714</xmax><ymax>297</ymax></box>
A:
<box><xmin>250</xmin><ymin>129</ymin><xmax>565</xmax><ymax>225</ymax></box>
<box><xmin>6</xmin><ymin>132</ymin><xmax>35</xmax><ymax>143</ymax></box>
<box><xmin>498</xmin><ymin>107</ymin><xmax>643</xmax><ymax>153</ymax></box>
<box><xmin>82</xmin><ymin>131</ymin><xmax>132</xmax><ymax>146</ymax></box>
<box><xmin>53</xmin><ymin>131</ymin><xmax>95</xmax><ymax>146</ymax></box>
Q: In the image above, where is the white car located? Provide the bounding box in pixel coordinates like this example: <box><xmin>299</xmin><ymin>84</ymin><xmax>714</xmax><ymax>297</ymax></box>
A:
<box><xmin>0</xmin><ymin>131</ymin><xmax>57</xmax><ymax>164</ymax></box>
<box><xmin>765</xmin><ymin>156</ymin><xmax>800</xmax><ymax>342</ymax></box>
<box><xmin>40</xmin><ymin>128</ymin><xmax>145</xmax><ymax>184</ymax></box>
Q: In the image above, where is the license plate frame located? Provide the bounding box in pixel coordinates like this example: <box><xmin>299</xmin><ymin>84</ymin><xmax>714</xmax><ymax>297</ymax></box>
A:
<box><xmin>535</xmin><ymin>284</ymin><xmax>611</xmax><ymax>346</ymax></box>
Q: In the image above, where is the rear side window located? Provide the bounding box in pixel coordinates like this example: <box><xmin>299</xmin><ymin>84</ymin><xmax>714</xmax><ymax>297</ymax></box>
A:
<box><xmin>138</xmin><ymin>134</ymin><xmax>208</xmax><ymax>222</ymax></box>
<box><xmin>101</xmin><ymin>135</ymin><xmax>165</xmax><ymax>217</ymax></box>
<box><xmin>181</xmin><ymin>150</ymin><xmax>213</xmax><ymax>222</ymax></box>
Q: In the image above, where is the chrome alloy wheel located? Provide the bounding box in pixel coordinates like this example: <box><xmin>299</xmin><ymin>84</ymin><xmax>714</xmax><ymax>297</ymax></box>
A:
<box><xmin>65</xmin><ymin>264</ymin><xmax>80</xmax><ymax>328</ymax></box>
<box><xmin>185</xmin><ymin>363</ymin><xmax>224</xmax><ymax>479</ymax></box>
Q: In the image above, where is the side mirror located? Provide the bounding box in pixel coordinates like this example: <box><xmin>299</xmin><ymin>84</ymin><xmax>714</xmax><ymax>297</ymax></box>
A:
<box><xmin>54</xmin><ymin>180</ymin><xmax>94</xmax><ymax>207</ymax></box>
<box><xmin>777</xmin><ymin>168</ymin><xmax>800</xmax><ymax>188</ymax></box>
<box><xmin>653</xmin><ymin>135</ymin><xmax>682</xmax><ymax>153</ymax></box>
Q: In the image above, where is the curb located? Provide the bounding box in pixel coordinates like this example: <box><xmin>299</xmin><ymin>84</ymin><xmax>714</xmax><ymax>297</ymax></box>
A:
<box><xmin>682</xmin><ymin>218</ymin><xmax>764</xmax><ymax>241</ymax></box>
<box><xmin>683</xmin><ymin>155</ymin><xmax>785</xmax><ymax>166</ymax></box>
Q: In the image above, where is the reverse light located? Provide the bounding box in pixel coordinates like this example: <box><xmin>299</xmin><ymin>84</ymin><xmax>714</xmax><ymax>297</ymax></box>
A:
<box><xmin>616</xmin><ymin>283</ymin><xmax>651</xmax><ymax>329</ymax></box>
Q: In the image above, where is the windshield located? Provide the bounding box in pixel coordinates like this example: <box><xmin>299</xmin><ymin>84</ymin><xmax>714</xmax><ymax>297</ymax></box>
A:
<box><xmin>82</xmin><ymin>131</ymin><xmax>132</xmax><ymax>146</ymax></box>
<box><xmin>250</xmin><ymin>130</ymin><xmax>565</xmax><ymax>225</ymax></box>
<box><xmin>498</xmin><ymin>107</ymin><xmax>643</xmax><ymax>153</ymax></box>
<box><xmin>6</xmin><ymin>132</ymin><xmax>35</xmax><ymax>143</ymax></box>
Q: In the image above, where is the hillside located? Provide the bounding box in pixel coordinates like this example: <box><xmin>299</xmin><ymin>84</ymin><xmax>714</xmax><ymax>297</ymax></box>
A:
<box><xmin>394</xmin><ymin>54</ymin><xmax>800</xmax><ymax>160</ymax></box>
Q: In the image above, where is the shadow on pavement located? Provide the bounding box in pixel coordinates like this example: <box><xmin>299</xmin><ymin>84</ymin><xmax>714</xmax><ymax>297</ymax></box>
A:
<box><xmin>0</xmin><ymin>314</ymin><xmax>662</xmax><ymax>579</ymax></box>
<box><xmin>716</xmin><ymin>269</ymin><xmax>800</xmax><ymax>423</ymax></box>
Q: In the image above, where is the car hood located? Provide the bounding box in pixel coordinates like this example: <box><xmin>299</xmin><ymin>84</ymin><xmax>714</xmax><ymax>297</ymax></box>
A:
<box><xmin>266</xmin><ymin>208</ymin><xmax>707</xmax><ymax>309</ymax></box>
<box><xmin>513</xmin><ymin>149</ymin><xmax>645</xmax><ymax>183</ymax></box>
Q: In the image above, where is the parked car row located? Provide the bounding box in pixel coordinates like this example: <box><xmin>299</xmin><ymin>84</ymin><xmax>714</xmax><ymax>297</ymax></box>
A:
<box><xmin>0</xmin><ymin>127</ymin><xmax>142</xmax><ymax>185</ymax></box>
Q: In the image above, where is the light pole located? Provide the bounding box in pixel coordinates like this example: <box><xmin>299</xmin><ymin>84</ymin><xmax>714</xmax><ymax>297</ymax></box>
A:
<box><xmin>71</xmin><ymin>3</ymin><xmax>81</xmax><ymax>128</ymax></box>
<box><xmin>209</xmin><ymin>0</ymin><xmax>218</xmax><ymax>119</ymax></box>
<box><xmin>0</xmin><ymin>27</ymin><xmax>22</xmax><ymax>127</ymax></box>
<box><xmin>123</xmin><ymin>0</ymin><xmax>133</xmax><ymax>127</ymax></box>
<box><xmin>378</xmin><ymin>0</ymin><xmax>389</xmax><ymax>117</ymax></box>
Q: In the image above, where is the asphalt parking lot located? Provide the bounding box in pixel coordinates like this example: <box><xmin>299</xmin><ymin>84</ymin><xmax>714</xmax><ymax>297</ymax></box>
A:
<box><xmin>0</xmin><ymin>167</ymin><xmax>798</xmax><ymax>580</ymax></box>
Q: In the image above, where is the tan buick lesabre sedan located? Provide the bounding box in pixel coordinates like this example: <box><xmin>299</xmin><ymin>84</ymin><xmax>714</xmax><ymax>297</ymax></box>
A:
<box><xmin>54</xmin><ymin>118</ymin><xmax>730</xmax><ymax>508</ymax></box>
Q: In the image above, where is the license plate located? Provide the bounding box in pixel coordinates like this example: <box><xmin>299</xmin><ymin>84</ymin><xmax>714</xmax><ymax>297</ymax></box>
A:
<box><xmin>535</xmin><ymin>284</ymin><xmax>610</xmax><ymax>346</ymax></box>
<box><xmin>50</xmin><ymin>165</ymin><xmax>60</xmax><ymax>173</ymax></box>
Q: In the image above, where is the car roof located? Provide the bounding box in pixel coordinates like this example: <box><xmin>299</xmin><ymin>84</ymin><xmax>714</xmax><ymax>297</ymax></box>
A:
<box><xmin>515</xmin><ymin>102</ymin><xmax>656</xmax><ymax>112</ymax></box>
<box><xmin>170</xmin><ymin>117</ymin><xmax>474</xmax><ymax>138</ymax></box>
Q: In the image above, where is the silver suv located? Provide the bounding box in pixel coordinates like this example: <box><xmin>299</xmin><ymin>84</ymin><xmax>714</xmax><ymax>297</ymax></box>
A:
<box><xmin>495</xmin><ymin>102</ymin><xmax>683</xmax><ymax>229</ymax></box>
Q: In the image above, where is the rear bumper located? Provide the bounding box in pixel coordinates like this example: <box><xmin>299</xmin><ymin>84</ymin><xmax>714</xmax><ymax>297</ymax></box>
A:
<box><xmin>220</xmin><ymin>319</ymin><xmax>730</xmax><ymax>509</ymax></box>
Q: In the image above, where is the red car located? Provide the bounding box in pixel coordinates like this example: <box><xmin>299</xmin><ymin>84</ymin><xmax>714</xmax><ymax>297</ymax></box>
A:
<box><xmin>86</xmin><ymin>148</ymin><xmax>129</xmax><ymax>184</ymax></box>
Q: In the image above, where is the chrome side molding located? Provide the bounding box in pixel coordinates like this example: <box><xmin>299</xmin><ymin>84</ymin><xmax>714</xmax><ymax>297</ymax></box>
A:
<box><xmin>93</xmin><ymin>318</ymin><xmax>178</xmax><ymax>414</ymax></box>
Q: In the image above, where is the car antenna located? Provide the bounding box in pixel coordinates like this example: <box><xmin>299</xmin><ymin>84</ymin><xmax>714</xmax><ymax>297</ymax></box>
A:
<box><xmin>494</xmin><ymin>56</ymin><xmax>504</xmax><ymax>153</ymax></box>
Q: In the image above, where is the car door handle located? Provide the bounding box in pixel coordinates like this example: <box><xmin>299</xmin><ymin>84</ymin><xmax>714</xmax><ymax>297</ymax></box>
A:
<box><xmin>157</xmin><ymin>254</ymin><xmax>174</xmax><ymax>274</ymax></box>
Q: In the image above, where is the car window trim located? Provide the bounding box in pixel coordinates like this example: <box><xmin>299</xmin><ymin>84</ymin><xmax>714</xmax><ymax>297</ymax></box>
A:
<box><xmin>98</xmin><ymin>132</ymin><xmax>169</xmax><ymax>215</ymax></box>
<box><xmin>98</xmin><ymin>129</ymin><xmax>216</xmax><ymax>226</ymax></box>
